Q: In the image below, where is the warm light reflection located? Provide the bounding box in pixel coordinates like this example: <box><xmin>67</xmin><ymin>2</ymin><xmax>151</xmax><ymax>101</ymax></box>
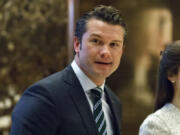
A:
<box><xmin>133</xmin><ymin>7</ymin><xmax>173</xmax><ymax>106</ymax></box>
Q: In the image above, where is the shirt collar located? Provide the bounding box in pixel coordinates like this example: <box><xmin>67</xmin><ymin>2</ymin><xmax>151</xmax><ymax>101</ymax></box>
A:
<box><xmin>71</xmin><ymin>60</ymin><xmax>105</xmax><ymax>93</ymax></box>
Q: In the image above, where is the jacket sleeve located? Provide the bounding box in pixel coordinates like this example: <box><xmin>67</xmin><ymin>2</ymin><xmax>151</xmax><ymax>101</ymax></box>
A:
<box><xmin>10</xmin><ymin>85</ymin><xmax>58</xmax><ymax>135</ymax></box>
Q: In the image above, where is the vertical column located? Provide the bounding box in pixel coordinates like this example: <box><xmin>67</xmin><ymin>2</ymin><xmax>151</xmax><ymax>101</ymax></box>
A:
<box><xmin>67</xmin><ymin>0</ymin><xmax>79</xmax><ymax>63</ymax></box>
<box><xmin>67</xmin><ymin>0</ymin><xmax>75</xmax><ymax>63</ymax></box>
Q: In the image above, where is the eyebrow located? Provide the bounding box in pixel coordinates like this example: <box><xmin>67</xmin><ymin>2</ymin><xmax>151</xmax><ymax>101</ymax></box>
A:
<box><xmin>89</xmin><ymin>34</ymin><xmax>102</xmax><ymax>38</ymax></box>
<box><xmin>112</xmin><ymin>40</ymin><xmax>123</xmax><ymax>43</ymax></box>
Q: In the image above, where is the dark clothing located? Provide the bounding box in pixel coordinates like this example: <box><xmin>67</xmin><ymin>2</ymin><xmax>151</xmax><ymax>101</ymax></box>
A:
<box><xmin>10</xmin><ymin>65</ymin><xmax>122</xmax><ymax>135</ymax></box>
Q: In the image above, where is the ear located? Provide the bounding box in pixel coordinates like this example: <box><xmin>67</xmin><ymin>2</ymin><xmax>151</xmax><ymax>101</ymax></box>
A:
<box><xmin>74</xmin><ymin>36</ymin><xmax>81</xmax><ymax>54</ymax></box>
<box><xmin>167</xmin><ymin>72</ymin><xmax>177</xmax><ymax>83</ymax></box>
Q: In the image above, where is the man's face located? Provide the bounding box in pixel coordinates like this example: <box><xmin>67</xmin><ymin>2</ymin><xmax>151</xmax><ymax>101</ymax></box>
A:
<box><xmin>74</xmin><ymin>18</ymin><xmax>125</xmax><ymax>85</ymax></box>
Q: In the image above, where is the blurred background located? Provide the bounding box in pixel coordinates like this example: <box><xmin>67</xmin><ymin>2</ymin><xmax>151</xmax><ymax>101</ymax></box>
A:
<box><xmin>0</xmin><ymin>0</ymin><xmax>179</xmax><ymax>135</ymax></box>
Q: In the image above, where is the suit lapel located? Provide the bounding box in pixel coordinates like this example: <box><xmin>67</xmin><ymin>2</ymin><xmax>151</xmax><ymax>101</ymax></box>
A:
<box><xmin>63</xmin><ymin>65</ymin><xmax>98</xmax><ymax>135</ymax></box>
<box><xmin>105</xmin><ymin>87</ymin><xmax>121</xmax><ymax>135</ymax></box>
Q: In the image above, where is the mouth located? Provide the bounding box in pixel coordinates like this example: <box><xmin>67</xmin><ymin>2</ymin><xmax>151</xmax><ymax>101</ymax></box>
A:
<box><xmin>95</xmin><ymin>61</ymin><xmax>112</xmax><ymax>65</ymax></box>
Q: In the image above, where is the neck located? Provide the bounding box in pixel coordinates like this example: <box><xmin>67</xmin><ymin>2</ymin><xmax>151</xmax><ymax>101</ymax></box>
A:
<box><xmin>172</xmin><ymin>86</ymin><xmax>180</xmax><ymax>109</ymax></box>
<box><xmin>94</xmin><ymin>80</ymin><xmax>104</xmax><ymax>87</ymax></box>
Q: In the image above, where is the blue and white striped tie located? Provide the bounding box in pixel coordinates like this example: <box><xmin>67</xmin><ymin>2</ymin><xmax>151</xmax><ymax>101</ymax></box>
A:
<box><xmin>91</xmin><ymin>87</ymin><xmax>107</xmax><ymax>135</ymax></box>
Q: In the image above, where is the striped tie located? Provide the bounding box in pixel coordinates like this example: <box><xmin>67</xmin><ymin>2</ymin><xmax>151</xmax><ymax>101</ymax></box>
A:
<box><xmin>91</xmin><ymin>87</ymin><xmax>107</xmax><ymax>135</ymax></box>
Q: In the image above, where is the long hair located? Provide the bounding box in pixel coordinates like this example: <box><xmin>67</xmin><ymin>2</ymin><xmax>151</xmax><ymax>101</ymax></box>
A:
<box><xmin>154</xmin><ymin>41</ymin><xmax>180</xmax><ymax>111</ymax></box>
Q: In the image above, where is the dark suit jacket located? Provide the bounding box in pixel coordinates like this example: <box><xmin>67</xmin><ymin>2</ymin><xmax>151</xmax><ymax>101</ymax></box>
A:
<box><xmin>10</xmin><ymin>65</ymin><xmax>122</xmax><ymax>135</ymax></box>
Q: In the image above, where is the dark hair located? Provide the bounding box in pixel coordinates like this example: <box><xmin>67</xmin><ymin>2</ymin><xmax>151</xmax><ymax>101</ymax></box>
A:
<box><xmin>75</xmin><ymin>5</ymin><xmax>127</xmax><ymax>43</ymax></box>
<box><xmin>154</xmin><ymin>41</ymin><xmax>180</xmax><ymax>111</ymax></box>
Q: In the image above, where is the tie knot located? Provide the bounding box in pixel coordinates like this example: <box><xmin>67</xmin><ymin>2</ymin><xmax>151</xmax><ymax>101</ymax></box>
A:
<box><xmin>91</xmin><ymin>87</ymin><xmax>103</xmax><ymax>99</ymax></box>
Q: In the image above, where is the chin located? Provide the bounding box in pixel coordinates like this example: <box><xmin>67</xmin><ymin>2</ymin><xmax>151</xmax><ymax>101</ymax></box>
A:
<box><xmin>94</xmin><ymin>69</ymin><xmax>113</xmax><ymax>77</ymax></box>
<box><xmin>99</xmin><ymin>72</ymin><xmax>111</xmax><ymax>78</ymax></box>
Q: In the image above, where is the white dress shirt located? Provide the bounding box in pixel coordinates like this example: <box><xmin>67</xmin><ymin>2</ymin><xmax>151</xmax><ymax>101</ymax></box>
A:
<box><xmin>71</xmin><ymin>60</ymin><xmax>114</xmax><ymax>135</ymax></box>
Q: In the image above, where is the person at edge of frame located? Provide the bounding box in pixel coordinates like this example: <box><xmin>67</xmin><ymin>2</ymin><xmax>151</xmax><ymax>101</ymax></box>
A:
<box><xmin>139</xmin><ymin>41</ymin><xmax>180</xmax><ymax>135</ymax></box>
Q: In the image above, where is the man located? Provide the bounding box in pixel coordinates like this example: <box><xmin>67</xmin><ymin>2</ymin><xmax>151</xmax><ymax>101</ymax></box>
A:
<box><xmin>10</xmin><ymin>5</ymin><xmax>127</xmax><ymax>135</ymax></box>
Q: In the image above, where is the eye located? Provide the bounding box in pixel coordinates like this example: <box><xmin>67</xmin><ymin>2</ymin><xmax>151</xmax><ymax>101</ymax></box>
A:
<box><xmin>110</xmin><ymin>42</ymin><xmax>123</xmax><ymax>49</ymax></box>
<box><xmin>110</xmin><ymin>42</ymin><xmax>119</xmax><ymax>47</ymax></box>
<box><xmin>91</xmin><ymin>39</ymin><xmax>102</xmax><ymax>45</ymax></box>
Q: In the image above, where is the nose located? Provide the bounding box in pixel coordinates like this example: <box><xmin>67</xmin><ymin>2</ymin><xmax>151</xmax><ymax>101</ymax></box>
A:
<box><xmin>100</xmin><ymin>45</ymin><xmax>111</xmax><ymax>58</ymax></box>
